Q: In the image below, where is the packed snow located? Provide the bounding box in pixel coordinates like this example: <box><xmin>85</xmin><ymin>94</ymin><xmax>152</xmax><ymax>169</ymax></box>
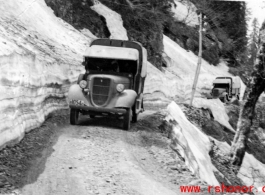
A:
<box><xmin>81</xmin><ymin>29</ymin><xmax>97</xmax><ymax>39</ymax></box>
<box><xmin>91</xmin><ymin>1</ymin><xmax>128</xmax><ymax>40</ymax></box>
<box><xmin>166</xmin><ymin>101</ymin><xmax>219</xmax><ymax>186</ymax></box>
<box><xmin>0</xmin><ymin>0</ymin><xmax>91</xmax><ymax>148</ymax></box>
<box><xmin>192</xmin><ymin>98</ymin><xmax>235</xmax><ymax>133</ymax></box>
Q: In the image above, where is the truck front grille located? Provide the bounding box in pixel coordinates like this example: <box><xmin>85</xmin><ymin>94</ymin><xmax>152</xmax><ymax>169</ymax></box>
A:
<box><xmin>92</xmin><ymin>78</ymin><xmax>111</xmax><ymax>106</ymax></box>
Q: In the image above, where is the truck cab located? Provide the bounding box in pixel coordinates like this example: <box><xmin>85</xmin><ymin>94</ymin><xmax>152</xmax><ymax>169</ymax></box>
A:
<box><xmin>68</xmin><ymin>39</ymin><xmax>147</xmax><ymax>130</ymax></box>
<box><xmin>211</xmin><ymin>76</ymin><xmax>241</xmax><ymax>102</ymax></box>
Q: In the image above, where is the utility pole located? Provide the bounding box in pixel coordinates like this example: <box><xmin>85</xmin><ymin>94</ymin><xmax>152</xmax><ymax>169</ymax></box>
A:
<box><xmin>190</xmin><ymin>11</ymin><xmax>203</xmax><ymax>106</ymax></box>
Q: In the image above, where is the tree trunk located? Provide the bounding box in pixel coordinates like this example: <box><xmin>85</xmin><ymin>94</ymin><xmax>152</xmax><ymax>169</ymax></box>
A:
<box><xmin>230</xmin><ymin>43</ymin><xmax>265</xmax><ymax>167</ymax></box>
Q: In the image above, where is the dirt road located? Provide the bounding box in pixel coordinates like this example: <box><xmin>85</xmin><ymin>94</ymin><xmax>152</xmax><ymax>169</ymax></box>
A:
<box><xmin>2</xmin><ymin>104</ymin><xmax>258</xmax><ymax>195</ymax></box>
<box><xmin>21</xmin><ymin>112</ymin><xmax>183</xmax><ymax>195</ymax></box>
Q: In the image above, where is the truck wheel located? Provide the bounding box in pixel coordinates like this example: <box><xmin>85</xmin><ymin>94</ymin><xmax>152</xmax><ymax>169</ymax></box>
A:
<box><xmin>123</xmin><ymin>108</ymin><xmax>131</xmax><ymax>130</ymax></box>
<box><xmin>220</xmin><ymin>96</ymin><xmax>229</xmax><ymax>103</ymax></box>
<box><xmin>222</xmin><ymin>95</ymin><xmax>230</xmax><ymax>103</ymax></box>
<box><xmin>226</xmin><ymin>95</ymin><xmax>231</xmax><ymax>103</ymax></box>
<box><xmin>70</xmin><ymin>109</ymin><xmax>79</xmax><ymax>125</ymax></box>
<box><xmin>132</xmin><ymin>111</ymin><xmax>138</xmax><ymax>123</ymax></box>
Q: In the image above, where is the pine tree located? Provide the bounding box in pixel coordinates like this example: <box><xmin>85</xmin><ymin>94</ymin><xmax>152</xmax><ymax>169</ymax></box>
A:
<box><xmin>248</xmin><ymin>18</ymin><xmax>260</xmax><ymax>65</ymax></box>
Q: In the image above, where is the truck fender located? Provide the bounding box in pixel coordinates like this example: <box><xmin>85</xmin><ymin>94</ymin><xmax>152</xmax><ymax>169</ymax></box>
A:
<box><xmin>222</xmin><ymin>92</ymin><xmax>231</xmax><ymax>99</ymax></box>
<box><xmin>115</xmin><ymin>89</ymin><xmax>137</xmax><ymax>108</ymax></box>
<box><xmin>68</xmin><ymin>84</ymin><xmax>90</xmax><ymax>105</ymax></box>
<box><xmin>220</xmin><ymin>92</ymin><xmax>228</xmax><ymax>98</ymax></box>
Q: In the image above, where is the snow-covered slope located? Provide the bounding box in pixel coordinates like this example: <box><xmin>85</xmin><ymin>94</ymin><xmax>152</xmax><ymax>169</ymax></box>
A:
<box><xmin>166</xmin><ymin>102</ymin><xmax>219</xmax><ymax>186</ymax></box>
<box><xmin>0</xmin><ymin>0</ymin><xmax>92</xmax><ymax>148</ymax></box>
<box><xmin>144</xmin><ymin>35</ymin><xmax>246</xmax><ymax>102</ymax></box>
<box><xmin>192</xmin><ymin>98</ymin><xmax>235</xmax><ymax>133</ymax></box>
<box><xmin>91</xmin><ymin>1</ymin><xmax>128</xmax><ymax>40</ymax></box>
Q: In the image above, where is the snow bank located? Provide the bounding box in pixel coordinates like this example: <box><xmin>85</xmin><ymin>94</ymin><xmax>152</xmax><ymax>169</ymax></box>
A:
<box><xmin>186</xmin><ymin>98</ymin><xmax>265</xmax><ymax>193</ymax></box>
<box><xmin>0</xmin><ymin>0</ymin><xmax>91</xmax><ymax>148</ymax></box>
<box><xmin>171</xmin><ymin>0</ymin><xmax>198</xmax><ymax>27</ymax></box>
<box><xmin>91</xmin><ymin>1</ymin><xmax>128</xmax><ymax>40</ymax></box>
<box><xmin>167</xmin><ymin>101</ymin><xmax>265</xmax><ymax>192</ymax></box>
<box><xmin>192</xmin><ymin>98</ymin><xmax>235</xmax><ymax>133</ymax></box>
<box><xmin>81</xmin><ymin>29</ymin><xmax>97</xmax><ymax>39</ymax></box>
<box><xmin>144</xmin><ymin>62</ymin><xmax>179</xmax><ymax>102</ymax></box>
<box><xmin>166</xmin><ymin>101</ymin><xmax>219</xmax><ymax>186</ymax></box>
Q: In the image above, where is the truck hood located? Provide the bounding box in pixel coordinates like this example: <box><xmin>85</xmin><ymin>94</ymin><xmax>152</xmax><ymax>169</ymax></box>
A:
<box><xmin>84</xmin><ymin>45</ymin><xmax>139</xmax><ymax>61</ymax></box>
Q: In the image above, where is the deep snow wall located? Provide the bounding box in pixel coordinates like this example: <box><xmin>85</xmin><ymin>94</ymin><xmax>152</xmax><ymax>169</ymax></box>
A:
<box><xmin>0</xmin><ymin>0</ymin><xmax>91</xmax><ymax>148</ymax></box>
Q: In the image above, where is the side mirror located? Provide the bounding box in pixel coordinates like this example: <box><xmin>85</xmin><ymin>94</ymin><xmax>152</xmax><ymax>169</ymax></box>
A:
<box><xmin>82</xmin><ymin>61</ymin><xmax>86</xmax><ymax>66</ymax></box>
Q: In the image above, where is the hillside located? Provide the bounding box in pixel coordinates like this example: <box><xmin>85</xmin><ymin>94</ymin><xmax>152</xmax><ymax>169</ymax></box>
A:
<box><xmin>45</xmin><ymin>0</ymin><xmax>249</xmax><ymax>70</ymax></box>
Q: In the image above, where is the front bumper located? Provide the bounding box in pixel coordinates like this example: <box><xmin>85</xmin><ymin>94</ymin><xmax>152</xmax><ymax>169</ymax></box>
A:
<box><xmin>69</xmin><ymin>104</ymin><xmax>127</xmax><ymax>114</ymax></box>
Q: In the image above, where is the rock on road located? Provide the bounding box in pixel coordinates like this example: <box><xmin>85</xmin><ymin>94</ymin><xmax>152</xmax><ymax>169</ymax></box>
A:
<box><xmin>21</xmin><ymin>113</ymin><xmax>178</xmax><ymax>195</ymax></box>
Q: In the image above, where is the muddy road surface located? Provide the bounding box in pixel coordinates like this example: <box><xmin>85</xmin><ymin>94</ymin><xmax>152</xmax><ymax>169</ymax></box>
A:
<box><xmin>20</xmin><ymin>111</ymin><xmax>184</xmax><ymax>195</ymax></box>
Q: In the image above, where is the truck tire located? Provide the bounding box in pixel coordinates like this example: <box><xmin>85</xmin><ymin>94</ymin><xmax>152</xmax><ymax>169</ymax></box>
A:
<box><xmin>132</xmin><ymin>110</ymin><xmax>138</xmax><ymax>123</ymax></box>
<box><xmin>226</xmin><ymin>95</ymin><xmax>231</xmax><ymax>102</ymax></box>
<box><xmin>222</xmin><ymin>95</ymin><xmax>230</xmax><ymax>103</ymax></box>
<box><xmin>132</xmin><ymin>104</ymin><xmax>138</xmax><ymax>123</ymax></box>
<box><xmin>220</xmin><ymin>95</ymin><xmax>229</xmax><ymax>103</ymax></box>
<box><xmin>70</xmin><ymin>109</ymin><xmax>79</xmax><ymax>125</ymax></box>
<box><xmin>123</xmin><ymin>108</ymin><xmax>131</xmax><ymax>130</ymax></box>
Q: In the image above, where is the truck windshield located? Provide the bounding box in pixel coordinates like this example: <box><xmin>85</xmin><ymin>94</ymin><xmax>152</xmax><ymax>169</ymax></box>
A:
<box><xmin>85</xmin><ymin>57</ymin><xmax>137</xmax><ymax>75</ymax></box>
<box><xmin>214</xmin><ymin>84</ymin><xmax>229</xmax><ymax>88</ymax></box>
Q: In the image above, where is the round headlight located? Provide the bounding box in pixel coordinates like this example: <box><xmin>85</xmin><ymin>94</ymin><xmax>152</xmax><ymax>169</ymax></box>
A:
<box><xmin>79</xmin><ymin>80</ymin><xmax>87</xmax><ymax>89</ymax></box>
<box><xmin>116</xmin><ymin>84</ymin><xmax>125</xmax><ymax>93</ymax></box>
